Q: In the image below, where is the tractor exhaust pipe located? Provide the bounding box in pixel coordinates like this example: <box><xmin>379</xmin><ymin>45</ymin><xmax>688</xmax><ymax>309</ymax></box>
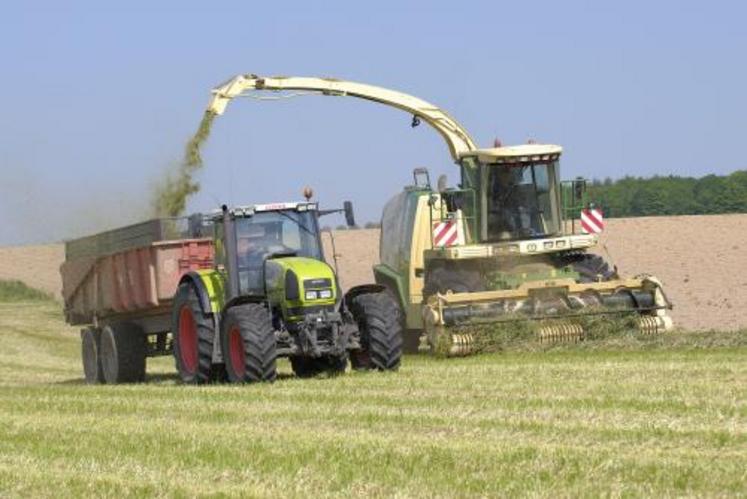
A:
<box><xmin>222</xmin><ymin>205</ymin><xmax>240</xmax><ymax>301</ymax></box>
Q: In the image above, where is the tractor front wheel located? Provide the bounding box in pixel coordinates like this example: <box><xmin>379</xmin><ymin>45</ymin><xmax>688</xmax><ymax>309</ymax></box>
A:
<box><xmin>221</xmin><ymin>304</ymin><xmax>277</xmax><ymax>383</ymax></box>
<box><xmin>350</xmin><ymin>291</ymin><xmax>403</xmax><ymax>371</ymax></box>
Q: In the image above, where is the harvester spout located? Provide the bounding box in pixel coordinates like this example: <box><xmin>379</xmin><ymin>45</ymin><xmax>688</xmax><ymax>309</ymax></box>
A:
<box><xmin>206</xmin><ymin>74</ymin><xmax>478</xmax><ymax>162</ymax></box>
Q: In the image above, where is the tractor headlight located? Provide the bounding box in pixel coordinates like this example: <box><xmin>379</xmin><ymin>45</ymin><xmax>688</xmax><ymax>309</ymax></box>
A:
<box><xmin>319</xmin><ymin>289</ymin><xmax>333</xmax><ymax>299</ymax></box>
<box><xmin>305</xmin><ymin>290</ymin><xmax>318</xmax><ymax>300</ymax></box>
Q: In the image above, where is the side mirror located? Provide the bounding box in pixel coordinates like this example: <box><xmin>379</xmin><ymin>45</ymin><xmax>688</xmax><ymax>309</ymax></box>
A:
<box><xmin>343</xmin><ymin>200</ymin><xmax>356</xmax><ymax>227</ymax></box>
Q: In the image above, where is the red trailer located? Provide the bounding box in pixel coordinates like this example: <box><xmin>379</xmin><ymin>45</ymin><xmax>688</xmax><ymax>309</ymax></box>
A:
<box><xmin>61</xmin><ymin>217</ymin><xmax>214</xmax><ymax>383</ymax></box>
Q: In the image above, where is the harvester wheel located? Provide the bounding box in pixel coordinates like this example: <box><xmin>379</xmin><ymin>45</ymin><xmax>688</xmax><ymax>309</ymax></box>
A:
<box><xmin>99</xmin><ymin>323</ymin><xmax>147</xmax><ymax>384</ymax></box>
<box><xmin>221</xmin><ymin>304</ymin><xmax>277</xmax><ymax>383</ymax></box>
<box><xmin>172</xmin><ymin>283</ymin><xmax>214</xmax><ymax>384</ymax></box>
<box><xmin>350</xmin><ymin>292</ymin><xmax>403</xmax><ymax>371</ymax></box>
<box><xmin>572</xmin><ymin>254</ymin><xmax>617</xmax><ymax>282</ymax></box>
<box><xmin>81</xmin><ymin>327</ymin><xmax>104</xmax><ymax>384</ymax></box>
<box><xmin>290</xmin><ymin>354</ymin><xmax>347</xmax><ymax>378</ymax></box>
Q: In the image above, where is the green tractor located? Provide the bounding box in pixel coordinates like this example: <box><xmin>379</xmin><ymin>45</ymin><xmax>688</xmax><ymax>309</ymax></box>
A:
<box><xmin>174</xmin><ymin>200</ymin><xmax>403</xmax><ymax>382</ymax></box>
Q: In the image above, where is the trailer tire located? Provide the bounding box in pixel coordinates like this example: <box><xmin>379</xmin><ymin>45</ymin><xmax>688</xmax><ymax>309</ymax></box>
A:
<box><xmin>100</xmin><ymin>323</ymin><xmax>147</xmax><ymax>384</ymax></box>
<box><xmin>290</xmin><ymin>354</ymin><xmax>347</xmax><ymax>378</ymax></box>
<box><xmin>81</xmin><ymin>327</ymin><xmax>104</xmax><ymax>384</ymax></box>
<box><xmin>221</xmin><ymin>304</ymin><xmax>276</xmax><ymax>383</ymax></box>
<box><xmin>350</xmin><ymin>292</ymin><xmax>403</xmax><ymax>371</ymax></box>
<box><xmin>172</xmin><ymin>283</ymin><xmax>214</xmax><ymax>384</ymax></box>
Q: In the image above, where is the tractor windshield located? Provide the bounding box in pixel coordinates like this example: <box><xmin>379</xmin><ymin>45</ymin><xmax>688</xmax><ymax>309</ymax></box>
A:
<box><xmin>235</xmin><ymin>210</ymin><xmax>322</xmax><ymax>294</ymax></box>
<box><xmin>485</xmin><ymin>161</ymin><xmax>561</xmax><ymax>241</ymax></box>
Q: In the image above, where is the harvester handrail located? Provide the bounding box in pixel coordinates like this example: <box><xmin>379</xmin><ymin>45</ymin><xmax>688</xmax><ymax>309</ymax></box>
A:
<box><xmin>207</xmin><ymin>74</ymin><xmax>478</xmax><ymax>162</ymax></box>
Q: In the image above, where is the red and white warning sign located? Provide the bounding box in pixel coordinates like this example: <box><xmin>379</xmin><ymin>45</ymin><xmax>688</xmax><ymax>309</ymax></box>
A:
<box><xmin>433</xmin><ymin>220</ymin><xmax>459</xmax><ymax>247</ymax></box>
<box><xmin>580</xmin><ymin>208</ymin><xmax>604</xmax><ymax>234</ymax></box>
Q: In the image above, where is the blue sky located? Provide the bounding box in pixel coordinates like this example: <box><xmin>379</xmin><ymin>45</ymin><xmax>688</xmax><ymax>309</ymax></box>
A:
<box><xmin>1</xmin><ymin>1</ymin><xmax>745</xmax><ymax>244</ymax></box>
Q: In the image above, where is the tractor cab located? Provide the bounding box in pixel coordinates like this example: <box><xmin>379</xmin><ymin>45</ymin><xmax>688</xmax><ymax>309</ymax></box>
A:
<box><xmin>213</xmin><ymin>202</ymin><xmax>326</xmax><ymax>296</ymax></box>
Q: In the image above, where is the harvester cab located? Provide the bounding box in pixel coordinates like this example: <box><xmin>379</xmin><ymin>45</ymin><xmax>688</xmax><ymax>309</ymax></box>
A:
<box><xmin>173</xmin><ymin>200</ymin><xmax>403</xmax><ymax>383</ymax></box>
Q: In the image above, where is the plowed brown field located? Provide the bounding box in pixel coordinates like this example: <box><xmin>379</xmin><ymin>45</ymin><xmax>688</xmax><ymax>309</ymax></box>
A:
<box><xmin>1</xmin><ymin>214</ymin><xmax>744</xmax><ymax>331</ymax></box>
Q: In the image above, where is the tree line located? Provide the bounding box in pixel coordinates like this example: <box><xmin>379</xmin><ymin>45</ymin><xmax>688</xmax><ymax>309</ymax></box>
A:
<box><xmin>587</xmin><ymin>170</ymin><xmax>747</xmax><ymax>218</ymax></box>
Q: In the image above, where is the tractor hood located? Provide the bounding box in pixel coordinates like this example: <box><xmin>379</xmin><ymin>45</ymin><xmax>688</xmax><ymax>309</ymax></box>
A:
<box><xmin>265</xmin><ymin>256</ymin><xmax>338</xmax><ymax>320</ymax></box>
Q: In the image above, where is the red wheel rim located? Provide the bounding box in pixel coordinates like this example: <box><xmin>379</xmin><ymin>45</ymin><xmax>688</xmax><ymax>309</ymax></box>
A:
<box><xmin>228</xmin><ymin>326</ymin><xmax>245</xmax><ymax>378</ymax></box>
<box><xmin>178</xmin><ymin>305</ymin><xmax>198</xmax><ymax>374</ymax></box>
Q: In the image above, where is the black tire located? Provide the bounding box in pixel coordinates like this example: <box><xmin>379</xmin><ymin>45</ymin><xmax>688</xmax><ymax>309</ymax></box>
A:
<box><xmin>81</xmin><ymin>327</ymin><xmax>104</xmax><ymax>384</ymax></box>
<box><xmin>221</xmin><ymin>304</ymin><xmax>277</xmax><ymax>383</ymax></box>
<box><xmin>402</xmin><ymin>329</ymin><xmax>423</xmax><ymax>354</ymax></box>
<box><xmin>172</xmin><ymin>283</ymin><xmax>215</xmax><ymax>384</ymax></box>
<box><xmin>290</xmin><ymin>354</ymin><xmax>347</xmax><ymax>378</ymax></box>
<box><xmin>572</xmin><ymin>254</ymin><xmax>617</xmax><ymax>283</ymax></box>
<box><xmin>350</xmin><ymin>292</ymin><xmax>403</xmax><ymax>371</ymax></box>
<box><xmin>423</xmin><ymin>266</ymin><xmax>485</xmax><ymax>297</ymax></box>
<box><xmin>99</xmin><ymin>323</ymin><xmax>147</xmax><ymax>384</ymax></box>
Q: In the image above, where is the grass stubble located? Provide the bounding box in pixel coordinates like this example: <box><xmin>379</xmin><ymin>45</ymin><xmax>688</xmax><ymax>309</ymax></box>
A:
<box><xmin>0</xmin><ymin>288</ymin><xmax>745</xmax><ymax>497</ymax></box>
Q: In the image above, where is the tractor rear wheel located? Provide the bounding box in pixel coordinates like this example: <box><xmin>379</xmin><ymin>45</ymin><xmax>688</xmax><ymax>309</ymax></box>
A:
<box><xmin>350</xmin><ymin>291</ymin><xmax>403</xmax><ymax>371</ymax></box>
<box><xmin>81</xmin><ymin>327</ymin><xmax>104</xmax><ymax>384</ymax></box>
<box><xmin>172</xmin><ymin>283</ymin><xmax>215</xmax><ymax>384</ymax></box>
<box><xmin>290</xmin><ymin>354</ymin><xmax>347</xmax><ymax>378</ymax></box>
<box><xmin>99</xmin><ymin>323</ymin><xmax>147</xmax><ymax>384</ymax></box>
<box><xmin>221</xmin><ymin>304</ymin><xmax>277</xmax><ymax>383</ymax></box>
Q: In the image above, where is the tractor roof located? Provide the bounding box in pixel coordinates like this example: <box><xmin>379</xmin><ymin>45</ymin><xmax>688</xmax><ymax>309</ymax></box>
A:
<box><xmin>459</xmin><ymin>144</ymin><xmax>563</xmax><ymax>164</ymax></box>
<box><xmin>213</xmin><ymin>201</ymin><xmax>318</xmax><ymax>218</ymax></box>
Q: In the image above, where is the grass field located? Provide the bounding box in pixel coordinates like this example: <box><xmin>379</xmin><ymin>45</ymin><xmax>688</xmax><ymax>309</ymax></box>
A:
<box><xmin>1</xmin><ymin>297</ymin><xmax>746</xmax><ymax>497</ymax></box>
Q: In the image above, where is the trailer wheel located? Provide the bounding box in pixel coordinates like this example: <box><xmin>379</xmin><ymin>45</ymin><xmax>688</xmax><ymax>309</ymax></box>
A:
<box><xmin>99</xmin><ymin>323</ymin><xmax>147</xmax><ymax>384</ymax></box>
<box><xmin>172</xmin><ymin>283</ymin><xmax>214</xmax><ymax>384</ymax></box>
<box><xmin>350</xmin><ymin>291</ymin><xmax>403</xmax><ymax>371</ymax></box>
<box><xmin>221</xmin><ymin>304</ymin><xmax>277</xmax><ymax>383</ymax></box>
<box><xmin>290</xmin><ymin>354</ymin><xmax>347</xmax><ymax>378</ymax></box>
<box><xmin>81</xmin><ymin>327</ymin><xmax>104</xmax><ymax>384</ymax></box>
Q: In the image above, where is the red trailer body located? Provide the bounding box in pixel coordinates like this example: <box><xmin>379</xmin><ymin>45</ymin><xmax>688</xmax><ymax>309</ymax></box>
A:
<box><xmin>59</xmin><ymin>217</ymin><xmax>217</xmax><ymax>383</ymax></box>
<box><xmin>61</xmin><ymin>238</ymin><xmax>214</xmax><ymax>329</ymax></box>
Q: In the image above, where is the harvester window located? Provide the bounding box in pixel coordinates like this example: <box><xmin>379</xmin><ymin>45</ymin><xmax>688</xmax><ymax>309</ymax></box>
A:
<box><xmin>486</xmin><ymin>162</ymin><xmax>561</xmax><ymax>241</ymax></box>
